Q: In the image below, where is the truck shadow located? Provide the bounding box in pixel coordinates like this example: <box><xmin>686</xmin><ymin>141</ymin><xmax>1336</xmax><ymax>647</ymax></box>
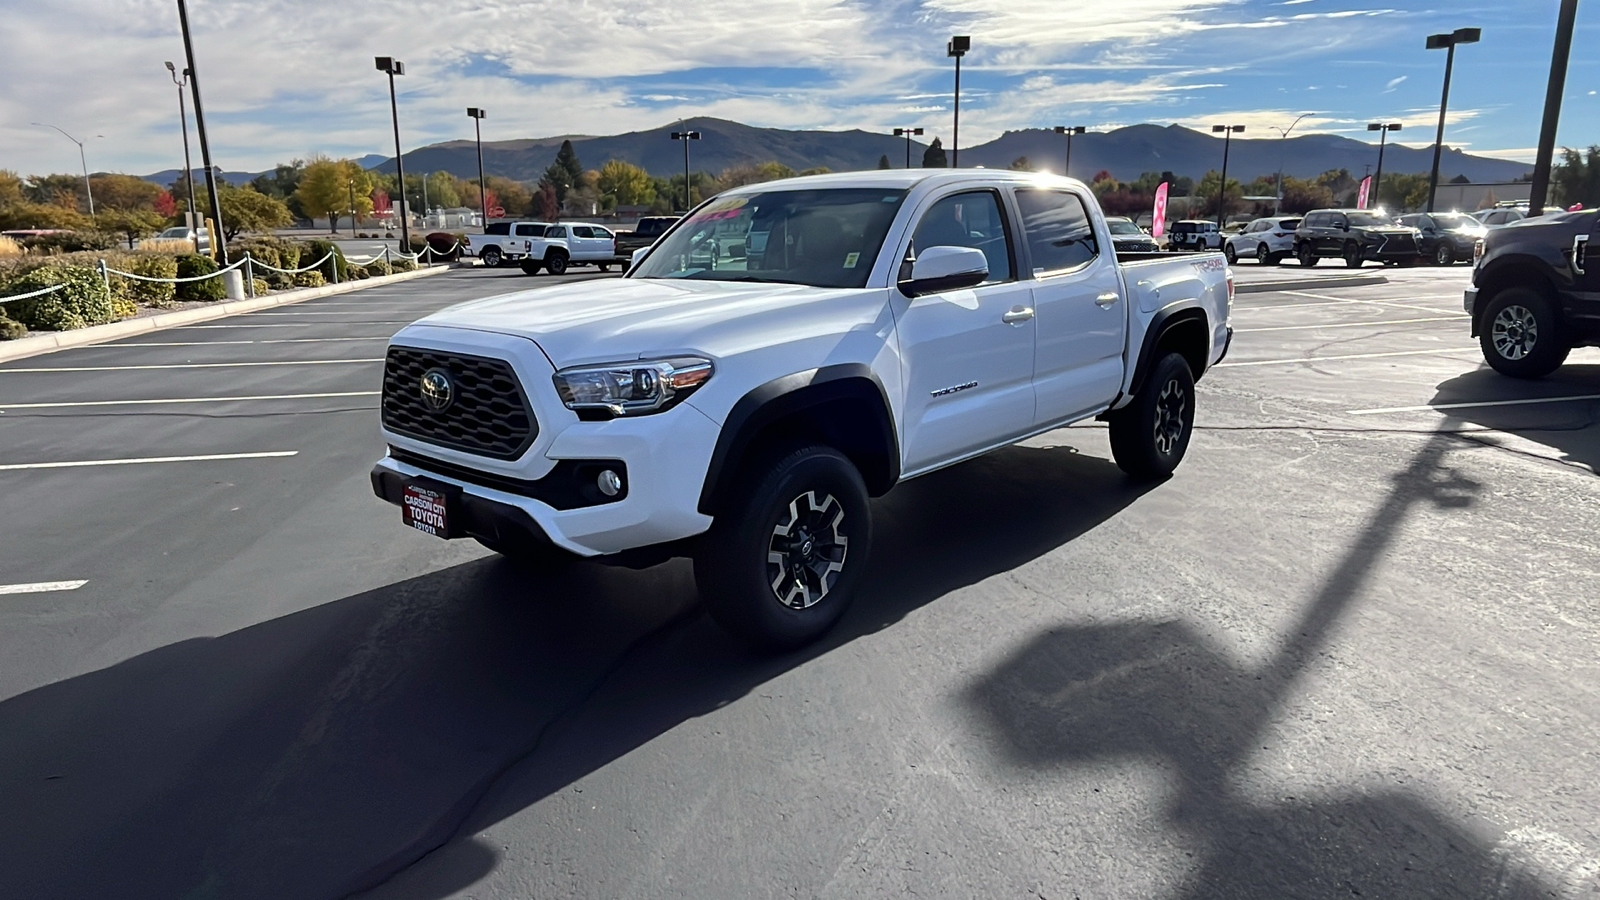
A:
<box><xmin>963</xmin><ymin>431</ymin><xmax>1557</xmax><ymax>898</ymax></box>
<box><xmin>0</xmin><ymin>440</ymin><xmax>1146</xmax><ymax>900</ymax></box>
<box><xmin>1429</xmin><ymin>361</ymin><xmax>1600</xmax><ymax>475</ymax></box>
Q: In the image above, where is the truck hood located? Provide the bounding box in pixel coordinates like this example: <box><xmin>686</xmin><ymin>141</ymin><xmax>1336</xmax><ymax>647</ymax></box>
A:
<box><xmin>410</xmin><ymin>276</ymin><xmax>879</xmax><ymax>367</ymax></box>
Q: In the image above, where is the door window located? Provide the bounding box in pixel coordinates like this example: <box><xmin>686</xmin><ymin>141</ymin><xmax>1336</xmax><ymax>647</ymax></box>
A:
<box><xmin>1014</xmin><ymin>189</ymin><xmax>1099</xmax><ymax>275</ymax></box>
<box><xmin>571</xmin><ymin>226</ymin><xmax>595</xmax><ymax>238</ymax></box>
<box><xmin>546</xmin><ymin>226</ymin><xmax>567</xmax><ymax>239</ymax></box>
<box><xmin>911</xmin><ymin>191</ymin><xmax>1015</xmax><ymax>283</ymax></box>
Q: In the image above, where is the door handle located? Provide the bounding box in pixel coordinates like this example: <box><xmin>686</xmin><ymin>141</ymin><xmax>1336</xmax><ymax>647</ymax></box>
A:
<box><xmin>1095</xmin><ymin>292</ymin><xmax>1120</xmax><ymax>308</ymax></box>
<box><xmin>1002</xmin><ymin>306</ymin><xmax>1035</xmax><ymax>325</ymax></box>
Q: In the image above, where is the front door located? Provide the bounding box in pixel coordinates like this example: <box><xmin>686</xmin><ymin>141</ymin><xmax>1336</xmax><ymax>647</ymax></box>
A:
<box><xmin>1013</xmin><ymin>187</ymin><xmax>1128</xmax><ymax>425</ymax></box>
<box><xmin>893</xmin><ymin>189</ymin><xmax>1036</xmax><ymax>475</ymax></box>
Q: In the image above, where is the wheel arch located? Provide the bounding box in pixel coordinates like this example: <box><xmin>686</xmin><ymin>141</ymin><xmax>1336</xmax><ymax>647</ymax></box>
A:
<box><xmin>544</xmin><ymin>245</ymin><xmax>570</xmax><ymax>260</ymax></box>
<box><xmin>1472</xmin><ymin>259</ymin><xmax>1561</xmax><ymax>336</ymax></box>
<box><xmin>1128</xmin><ymin>307</ymin><xmax>1212</xmax><ymax>398</ymax></box>
<box><xmin>698</xmin><ymin>364</ymin><xmax>900</xmax><ymax>516</ymax></box>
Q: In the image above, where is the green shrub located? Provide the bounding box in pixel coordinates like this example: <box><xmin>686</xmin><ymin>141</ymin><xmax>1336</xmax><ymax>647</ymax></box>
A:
<box><xmin>392</xmin><ymin>256</ymin><xmax>416</xmax><ymax>272</ymax></box>
<box><xmin>293</xmin><ymin>269</ymin><xmax>325</xmax><ymax>288</ymax></box>
<box><xmin>175</xmin><ymin>254</ymin><xmax>225</xmax><ymax>302</ymax></box>
<box><xmin>22</xmin><ymin>231</ymin><xmax>119</xmax><ymax>254</ymax></box>
<box><xmin>127</xmin><ymin>255</ymin><xmax>178</xmax><ymax>307</ymax></box>
<box><xmin>0</xmin><ymin>315</ymin><xmax>25</xmax><ymax>340</ymax></box>
<box><xmin>2</xmin><ymin>265</ymin><xmax>113</xmax><ymax>331</ymax></box>
<box><xmin>363</xmin><ymin>258</ymin><xmax>392</xmax><ymax>278</ymax></box>
<box><xmin>252</xmin><ymin>277</ymin><xmax>270</xmax><ymax>296</ymax></box>
<box><xmin>304</xmin><ymin>239</ymin><xmax>352</xmax><ymax>283</ymax></box>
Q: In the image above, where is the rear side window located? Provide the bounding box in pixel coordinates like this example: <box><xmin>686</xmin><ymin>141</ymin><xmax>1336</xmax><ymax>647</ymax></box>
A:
<box><xmin>1279</xmin><ymin>219</ymin><xmax>1302</xmax><ymax>230</ymax></box>
<box><xmin>545</xmin><ymin>226</ymin><xmax>567</xmax><ymax>239</ymax></box>
<box><xmin>912</xmin><ymin>190</ymin><xmax>1016</xmax><ymax>283</ymax></box>
<box><xmin>513</xmin><ymin>224</ymin><xmax>546</xmax><ymax>237</ymax></box>
<box><xmin>485</xmin><ymin>223</ymin><xmax>510</xmax><ymax>235</ymax></box>
<box><xmin>1014</xmin><ymin>189</ymin><xmax>1099</xmax><ymax>274</ymax></box>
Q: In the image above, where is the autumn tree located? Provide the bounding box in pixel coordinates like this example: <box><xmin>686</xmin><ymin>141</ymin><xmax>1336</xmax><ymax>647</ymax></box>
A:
<box><xmin>597</xmin><ymin>159</ymin><xmax>655</xmax><ymax>207</ymax></box>
<box><xmin>1195</xmin><ymin>169</ymin><xmax>1245</xmax><ymax>220</ymax></box>
<box><xmin>89</xmin><ymin>174</ymin><xmax>163</xmax><ymax>211</ymax></box>
<box><xmin>295</xmin><ymin>157</ymin><xmax>375</xmax><ymax>232</ymax></box>
<box><xmin>534</xmin><ymin>179</ymin><xmax>560</xmax><ymax>220</ymax></box>
<box><xmin>99</xmin><ymin>208</ymin><xmax>167</xmax><ymax>247</ymax></box>
<box><xmin>196</xmin><ymin>184</ymin><xmax>295</xmax><ymax>240</ymax></box>
<box><xmin>1552</xmin><ymin>146</ymin><xmax>1600</xmax><ymax>209</ymax></box>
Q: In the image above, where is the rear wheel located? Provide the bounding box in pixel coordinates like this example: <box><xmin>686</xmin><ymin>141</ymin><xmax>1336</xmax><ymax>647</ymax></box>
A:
<box><xmin>1433</xmin><ymin>243</ymin><xmax>1454</xmax><ymax>266</ymax></box>
<box><xmin>694</xmin><ymin>444</ymin><xmax>871</xmax><ymax>650</ymax></box>
<box><xmin>1109</xmin><ymin>352</ymin><xmax>1196</xmax><ymax>480</ymax></box>
<box><xmin>1298</xmin><ymin>244</ymin><xmax>1319</xmax><ymax>267</ymax></box>
<box><xmin>598</xmin><ymin>263</ymin><xmax>611</xmax><ymax>273</ymax></box>
<box><xmin>1479</xmin><ymin>288</ymin><xmax>1568</xmax><ymax>379</ymax></box>
<box><xmin>1342</xmin><ymin>241</ymin><xmax>1363</xmax><ymax>268</ymax></box>
<box><xmin>480</xmin><ymin>246</ymin><xmax>503</xmax><ymax>268</ymax></box>
<box><xmin>545</xmin><ymin>253</ymin><xmax>568</xmax><ymax>276</ymax></box>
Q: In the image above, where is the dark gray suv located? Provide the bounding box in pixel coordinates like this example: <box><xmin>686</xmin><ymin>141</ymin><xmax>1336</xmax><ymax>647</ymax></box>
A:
<box><xmin>1293</xmin><ymin>209</ymin><xmax>1423</xmax><ymax>268</ymax></box>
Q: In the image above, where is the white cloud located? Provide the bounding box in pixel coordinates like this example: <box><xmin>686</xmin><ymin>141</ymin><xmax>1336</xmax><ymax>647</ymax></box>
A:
<box><xmin>1384</xmin><ymin>75</ymin><xmax>1408</xmax><ymax>92</ymax></box>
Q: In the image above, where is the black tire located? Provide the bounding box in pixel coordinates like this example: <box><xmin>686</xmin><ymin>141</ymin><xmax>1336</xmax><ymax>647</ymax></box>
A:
<box><xmin>1479</xmin><ymin>287</ymin><xmax>1569</xmax><ymax>379</ymax></box>
<box><xmin>597</xmin><ymin>263</ymin><xmax>611</xmax><ymax>273</ymax></box>
<box><xmin>520</xmin><ymin>259</ymin><xmax>542</xmax><ymax>275</ymax></box>
<box><xmin>1298</xmin><ymin>244</ymin><xmax>1319</xmax><ymax>267</ymax></box>
<box><xmin>480</xmin><ymin>247</ymin><xmax>503</xmax><ymax>268</ymax></box>
<box><xmin>474</xmin><ymin>535</ymin><xmax>574</xmax><ymax>571</ymax></box>
<box><xmin>1109</xmin><ymin>352</ymin><xmax>1196</xmax><ymax>480</ymax></box>
<box><xmin>1224</xmin><ymin>243</ymin><xmax>1237</xmax><ymax>264</ymax></box>
<box><xmin>694</xmin><ymin>444</ymin><xmax>871</xmax><ymax>651</ymax></box>
<box><xmin>1256</xmin><ymin>243</ymin><xmax>1273</xmax><ymax>266</ymax></box>
<box><xmin>1342</xmin><ymin>241</ymin><xmax>1362</xmax><ymax>268</ymax></box>
<box><xmin>1433</xmin><ymin>243</ymin><xmax>1454</xmax><ymax>266</ymax></box>
<box><xmin>544</xmin><ymin>253</ymin><xmax>568</xmax><ymax>276</ymax></box>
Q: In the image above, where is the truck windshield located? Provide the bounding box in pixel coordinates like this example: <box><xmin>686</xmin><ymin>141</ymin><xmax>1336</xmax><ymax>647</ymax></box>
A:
<box><xmin>629</xmin><ymin>188</ymin><xmax>909</xmax><ymax>288</ymax></box>
<box><xmin>1106</xmin><ymin>220</ymin><xmax>1143</xmax><ymax>235</ymax></box>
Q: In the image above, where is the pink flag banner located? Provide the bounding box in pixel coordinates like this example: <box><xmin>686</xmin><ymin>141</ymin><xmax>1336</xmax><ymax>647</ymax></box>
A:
<box><xmin>1152</xmin><ymin>182</ymin><xmax>1170</xmax><ymax>238</ymax></box>
<box><xmin>1357</xmin><ymin>176</ymin><xmax>1373</xmax><ymax>210</ymax></box>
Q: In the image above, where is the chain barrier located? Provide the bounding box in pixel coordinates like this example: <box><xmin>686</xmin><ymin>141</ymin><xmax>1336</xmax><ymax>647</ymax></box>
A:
<box><xmin>0</xmin><ymin>282</ymin><xmax>68</xmax><ymax>303</ymax></box>
<box><xmin>101</xmin><ymin>256</ymin><xmax>249</xmax><ymax>283</ymax></box>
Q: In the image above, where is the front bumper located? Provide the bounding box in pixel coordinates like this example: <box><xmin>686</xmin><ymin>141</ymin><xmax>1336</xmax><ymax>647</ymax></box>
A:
<box><xmin>1464</xmin><ymin>287</ymin><xmax>1480</xmax><ymax>327</ymax></box>
<box><xmin>1362</xmin><ymin>239</ymin><xmax>1422</xmax><ymax>261</ymax></box>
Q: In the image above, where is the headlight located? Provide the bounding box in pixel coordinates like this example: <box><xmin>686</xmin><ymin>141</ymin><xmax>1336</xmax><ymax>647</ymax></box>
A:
<box><xmin>552</xmin><ymin>357</ymin><xmax>714</xmax><ymax>417</ymax></box>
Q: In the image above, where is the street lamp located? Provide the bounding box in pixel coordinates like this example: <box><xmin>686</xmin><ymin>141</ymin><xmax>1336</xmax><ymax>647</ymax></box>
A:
<box><xmin>376</xmin><ymin>56</ymin><xmax>410</xmax><ymax>251</ymax></box>
<box><xmin>1367</xmin><ymin>123</ymin><xmax>1402</xmax><ymax>209</ymax></box>
<box><xmin>176</xmin><ymin>0</ymin><xmax>226</xmax><ymax>259</ymax></box>
<box><xmin>163</xmin><ymin>62</ymin><xmax>199</xmax><ymax>229</ymax></box>
<box><xmin>1270</xmin><ymin>112</ymin><xmax>1316</xmax><ymax>215</ymax></box>
<box><xmin>948</xmin><ymin>36</ymin><xmax>970</xmax><ymax>167</ymax></box>
<box><xmin>893</xmin><ymin>127</ymin><xmax>924</xmax><ymax>168</ymax></box>
<box><xmin>670</xmin><ymin>129</ymin><xmax>700</xmax><ymax>211</ymax></box>
<box><xmin>31</xmin><ymin>123</ymin><xmax>101</xmax><ymax>220</ymax></box>
<box><xmin>347</xmin><ymin>177</ymin><xmax>357</xmax><ymax>237</ymax></box>
<box><xmin>1211</xmin><ymin>124</ymin><xmax>1245</xmax><ymax>227</ymax></box>
<box><xmin>1424</xmin><ymin>27</ymin><xmax>1481</xmax><ymax>212</ymax></box>
<box><xmin>1529</xmin><ymin>0</ymin><xmax>1578</xmax><ymax>216</ymax></box>
<box><xmin>1053</xmin><ymin>126</ymin><xmax>1086</xmax><ymax>179</ymax></box>
<box><xmin>467</xmin><ymin>107</ymin><xmax>488</xmax><ymax>225</ymax></box>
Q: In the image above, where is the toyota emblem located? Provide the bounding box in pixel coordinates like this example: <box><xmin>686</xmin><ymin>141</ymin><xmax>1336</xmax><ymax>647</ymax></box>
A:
<box><xmin>419</xmin><ymin>369</ymin><xmax>453</xmax><ymax>411</ymax></box>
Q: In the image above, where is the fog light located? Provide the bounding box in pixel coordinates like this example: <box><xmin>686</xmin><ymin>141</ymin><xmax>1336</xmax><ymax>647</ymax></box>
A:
<box><xmin>597</xmin><ymin>469</ymin><xmax>623</xmax><ymax>497</ymax></box>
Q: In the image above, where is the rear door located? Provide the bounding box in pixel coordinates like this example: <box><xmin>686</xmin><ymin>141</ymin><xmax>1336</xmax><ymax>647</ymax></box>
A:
<box><xmin>512</xmin><ymin>222</ymin><xmax>544</xmax><ymax>256</ymax></box>
<box><xmin>1014</xmin><ymin>187</ymin><xmax>1127</xmax><ymax>425</ymax></box>
<box><xmin>892</xmin><ymin>188</ymin><xmax>1037</xmax><ymax>474</ymax></box>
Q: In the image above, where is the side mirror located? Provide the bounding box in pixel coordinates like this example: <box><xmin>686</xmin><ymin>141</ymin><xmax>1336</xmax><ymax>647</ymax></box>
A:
<box><xmin>628</xmin><ymin>246</ymin><xmax>649</xmax><ymax>272</ymax></box>
<box><xmin>898</xmin><ymin>246</ymin><xmax>989</xmax><ymax>297</ymax></box>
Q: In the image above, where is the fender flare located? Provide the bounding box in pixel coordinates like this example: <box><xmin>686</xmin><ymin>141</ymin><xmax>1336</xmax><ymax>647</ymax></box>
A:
<box><xmin>1127</xmin><ymin>306</ymin><xmax>1212</xmax><ymax>399</ymax></box>
<box><xmin>698</xmin><ymin>364</ymin><xmax>900</xmax><ymax>515</ymax></box>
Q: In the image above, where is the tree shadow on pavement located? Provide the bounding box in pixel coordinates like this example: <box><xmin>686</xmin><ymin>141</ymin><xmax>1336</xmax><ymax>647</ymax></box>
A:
<box><xmin>1429</xmin><ymin>362</ymin><xmax>1600</xmax><ymax>474</ymax></box>
<box><xmin>0</xmin><ymin>441</ymin><xmax>1146</xmax><ymax>900</ymax></box>
<box><xmin>965</xmin><ymin>431</ymin><xmax>1558</xmax><ymax>898</ymax></box>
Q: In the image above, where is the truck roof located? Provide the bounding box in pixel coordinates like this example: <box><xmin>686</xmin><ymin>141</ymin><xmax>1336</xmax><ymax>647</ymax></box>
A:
<box><xmin>720</xmin><ymin>169</ymin><xmax>1092</xmax><ymax>195</ymax></box>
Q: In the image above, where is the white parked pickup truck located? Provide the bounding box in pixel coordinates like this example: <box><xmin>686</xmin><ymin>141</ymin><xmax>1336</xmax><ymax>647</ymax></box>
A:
<box><xmin>475</xmin><ymin>221</ymin><xmax>620</xmax><ymax>274</ymax></box>
<box><xmin>373</xmin><ymin>171</ymin><xmax>1234</xmax><ymax>649</ymax></box>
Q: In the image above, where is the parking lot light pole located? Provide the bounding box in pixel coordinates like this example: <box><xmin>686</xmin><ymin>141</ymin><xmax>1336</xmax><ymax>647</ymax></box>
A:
<box><xmin>1053</xmin><ymin>126</ymin><xmax>1086</xmax><ymax>178</ymax></box>
<box><xmin>1529</xmin><ymin>0</ymin><xmax>1578</xmax><ymax>217</ymax></box>
<box><xmin>671</xmin><ymin>130</ymin><xmax>700</xmax><ymax>211</ymax></box>
<box><xmin>31</xmin><ymin>122</ymin><xmax>100</xmax><ymax>221</ymax></box>
<box><xmin>893</xmin><ymin>127</ymin><xmax>924</xmax><ymax>168</ymax></box>
<box><xmin>347</xmin><ymin>178</ymin><xmax>357</xmax><ymax>236</ymax></box>
<box><xmin>1425</xmin><ymin>27</ymin><xmax>1481</xmax><ymax>212</ymax></box>
<box><xmin>163</xmin><ymin>62</ymin><xmax>199</xmax><ymax>228</ymax></box>
<box><xmin>1367</xmin><ymin>123</ymin><xmax>1402</xmax><ymax>209</ymax></box>
<box><xmin>467</xmin><ymin>108</ymin><xmax>488</xmax><ymax>225</ymax></box>
<box><xmin>376</xmin><ymin>57</ymin><xmax>409</xmax><ymax>252</ymax></box>
<box><xmin>1270</xmin><ymin>112</ymin><xmax>1315</xmax><ymax>215</ymax></box>
<box><xmin>948</xmin><ymin>36</ymin><xmax>969</xmax><ymax>167</ymax></box>
<box><xmin>1211</xmin><ymin>124</ymin><xmax>1245</xmax><ymax>227</ymax></box>
<box><xmin>176</xmin><ymin>0</ymin><xmax>225</xmax><ymax>259</ymax></box>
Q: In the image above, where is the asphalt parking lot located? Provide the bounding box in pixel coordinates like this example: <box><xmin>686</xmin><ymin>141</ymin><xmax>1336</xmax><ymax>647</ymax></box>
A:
<box><xmin>2</xmin><ymin>263</ymin><xmax>1598</xmax><ymax>899</ymax></box>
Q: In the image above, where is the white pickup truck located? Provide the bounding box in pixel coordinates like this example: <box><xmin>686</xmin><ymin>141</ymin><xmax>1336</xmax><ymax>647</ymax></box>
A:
<box><xmin>474</xmin><ymin>221</ymin><xmax>619</xmax><ymax>275</ymax></box>
<box><xmin>373</xmin><ymin>171</ymin><xmax>1234</xmax><ymax>649</ymax></box>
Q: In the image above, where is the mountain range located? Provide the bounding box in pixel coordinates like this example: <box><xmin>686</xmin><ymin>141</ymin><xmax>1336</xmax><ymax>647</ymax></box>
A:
<box><xmin>142</xmin><ymin>118</ymin><xmax>1533</xmax><ymax>188</ymax></box>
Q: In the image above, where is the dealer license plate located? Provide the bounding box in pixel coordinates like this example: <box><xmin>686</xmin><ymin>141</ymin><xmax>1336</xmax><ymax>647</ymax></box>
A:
<box><xmin>401</xmin><ymin>483</ymin><xmax>451</xmax><ymax>538</ymax></box>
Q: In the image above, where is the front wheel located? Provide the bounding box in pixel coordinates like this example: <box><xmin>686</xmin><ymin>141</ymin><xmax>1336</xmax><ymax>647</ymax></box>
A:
<box><xmin>1433</xmin><ymin>243</ymin><xmax>1454</xmax><ymax>266</ymax></box>
<box><xmin>597</xmin><ymin>263</ymin><xmax>611</xmax><ymax>273</ymax></box>
<box><xmin>694</xmin><ymin>445</ymin><xmax>871</xmax><ymax>650</ymax></box>
<box><xmin>544</xmin><ymin>253</ymin><xmax>569</xmax><ymax>276</ymax></box>
<box><xmin>1109</xmin><ymin>352</ymin><xmax>1196</xmax><ymax>480</ymax></box>
<box><xmin>1256</xmin><ymin>243</ymin><xmax>1273</xmax><ymax>266</ymax></box>
<box><xmin>1224</xmin><ymin>243</ymin><xmax>1238</xmax><ymax>264</ymax></box>
<box><xmin>1342</xmin><ymin>242</ymin><xmax>1363</xmax><ymax>268</ymax></box>
<box><xmin>1298</xmin><ymin>244</ymin><xmax>1319</xmax><ymax>267</ymax></box>
<box><xmin>1479</xmin><ymin>288</ymin><xmax>1568</xmax><ymax>379</ymax></box>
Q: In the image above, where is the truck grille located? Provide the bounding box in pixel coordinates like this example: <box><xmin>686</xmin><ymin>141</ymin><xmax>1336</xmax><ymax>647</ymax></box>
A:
<box><xmin>381</xmin><ymin>347</ymin><xmax>537</xmax><ymax>459</ymax></box>
<box><xmin>1383</xmin><ymin>234</ymin><xmax>1418</xmax><ymax>254</ymax></box>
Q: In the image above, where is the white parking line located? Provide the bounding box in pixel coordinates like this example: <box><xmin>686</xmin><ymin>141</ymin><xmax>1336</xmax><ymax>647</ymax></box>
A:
<box><xmin>1</xmin><ymin>359</ymin><xmax>383</xmax><ymax>373</ymax></box>
<box><xmin>175</xmin><ymin>322</ymin><xmax>412</xmax><ymax>328</ymax></box>
<box><xmin>0</xmin><ymin>580</ymin><xmax>88</xmax><ymax>595</ymax></box>
<box><xmin>1216</xmin><ymin>347</ymin><xmax>1478</xmax><ymax>368</ymax></box>
<box><xmin>1348</xmin><ymin>394</ymin><xmax>1600</xmax><ymax>415</ymax></box>
<box><xmin>0</xmin><ymin>391</ymin><xmax>378</xmax><ymax>410</ymax></box>
<box><xmin>1276</xmin><ymin>289</ymin><xmax>1463</xmax><ymax>314</ymax></box>
<box><xmin>103</xmin><ymin>337</ymin><xmax>392</xmax><ymax>347</ymax></box>
<box><xmin>0</xmin><ymin>451</ymin><xmax>298</xmax><ymax>471</ymax></box>
<box><xmin>1236</xmin><ymin>316</ymin><xmax>1466</xmax><ymax>333</ymax></box>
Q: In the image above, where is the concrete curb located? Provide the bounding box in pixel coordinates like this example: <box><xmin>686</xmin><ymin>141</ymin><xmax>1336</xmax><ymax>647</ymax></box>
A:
<box><xmin>1235</xmin><ymin>274</ymin><xmax>1389</xmax><ymax>295</ymax></box>
<box><xmin>0</xmin><ymin>264</ymin><xmax>453</xmax><ymax>363</ymax></box>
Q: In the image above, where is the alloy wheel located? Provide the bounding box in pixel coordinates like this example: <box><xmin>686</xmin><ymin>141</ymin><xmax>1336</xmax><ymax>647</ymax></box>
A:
<box><xmin>766</xmin><ymin>491</ymin><xmax>848</xmax><ymax>610</ymax></box>
<box><xmin>1153</xmin><ymin>377</ymin><xmax>1187</xmax><ymax>455</ymax></box>
<box><xmin>1491</xmin><ymin>305</ymin><xmax>1539</xmax><ymax>360</ymax></box>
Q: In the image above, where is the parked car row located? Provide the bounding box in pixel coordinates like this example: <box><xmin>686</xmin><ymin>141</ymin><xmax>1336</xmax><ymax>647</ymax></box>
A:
<box><xmin>1220</xmin><ymin>208</ymin><xmax>1500</xmax><ymax>268</ymax></box>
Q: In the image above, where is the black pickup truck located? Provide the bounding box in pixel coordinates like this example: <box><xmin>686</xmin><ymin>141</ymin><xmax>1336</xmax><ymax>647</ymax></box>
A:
<box><xmin>1467</xmin><ymin>208</ymin><xmax>1597</xmax><ymax>378</ymax></box>
<box><xmin>613</xmin><ymin>215</ymin><xmax>681</xmax><ymax>262</ymax></box>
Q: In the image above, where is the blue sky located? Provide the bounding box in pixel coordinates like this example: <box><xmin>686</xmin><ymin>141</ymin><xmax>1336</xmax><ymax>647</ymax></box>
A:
<box><xmin>1</xmin><ymin>0</ymin><xmax>1596</xmax><ymax>177</ymax></box>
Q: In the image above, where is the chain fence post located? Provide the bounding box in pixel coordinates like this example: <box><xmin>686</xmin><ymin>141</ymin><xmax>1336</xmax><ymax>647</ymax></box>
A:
<box><xmin>244</xmin><ymin>252</ymin><xmax>255</xmax><ymax>298</ymax></box>
<box><xmin>331</xmin><ymin>252</ymin><xmax>340</xmax><ymax>285</ymax></box>
<box><xmin>97</xmin><ymin>258</ymin><xmax>111</xmax><ymax>302</ymax></box>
